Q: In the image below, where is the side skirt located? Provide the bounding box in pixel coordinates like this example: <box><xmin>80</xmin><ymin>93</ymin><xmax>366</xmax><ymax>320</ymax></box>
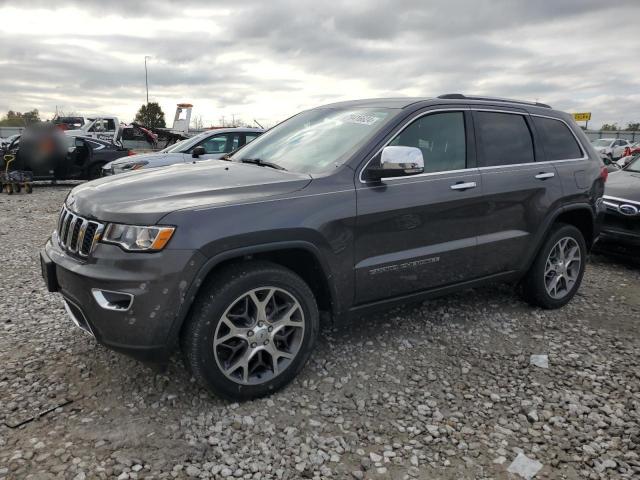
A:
<box><xmin>343</xmin><ymin>270</ymin><xmax>521</xmax><ymax>321</ymax></box>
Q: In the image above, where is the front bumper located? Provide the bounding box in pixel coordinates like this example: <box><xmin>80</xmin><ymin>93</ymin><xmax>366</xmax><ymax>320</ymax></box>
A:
<box><xmin>41</xmin><ymin>236</ymin><xmax>206</xmax><ymax>363</ymax></box>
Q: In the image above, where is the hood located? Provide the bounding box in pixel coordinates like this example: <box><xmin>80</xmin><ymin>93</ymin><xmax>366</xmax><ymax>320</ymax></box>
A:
<box><xmin>605</xmin><ymin>170</ymin><xmax>640</xmax><ymax>201</ymax></box>
<box><xmin>105</xmin><ymin>151</ymin><xmax>183</xmax><ymax>167</ymax></box>
<box><xmin>64</xmin><ymin>128</ymin><xmax>88</xmax><ymax>137</ymax></box>
<box><xmin>66</xmin><ymin>160</ymin><xmax>312</xmax><ymax>225</ymax></box>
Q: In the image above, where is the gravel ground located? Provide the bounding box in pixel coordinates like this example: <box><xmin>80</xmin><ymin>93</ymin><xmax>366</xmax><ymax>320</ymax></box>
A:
<box><xmin>1</xmin><ymin>185</ymin><xmax>639</xmax><ymax>480</ymax></box>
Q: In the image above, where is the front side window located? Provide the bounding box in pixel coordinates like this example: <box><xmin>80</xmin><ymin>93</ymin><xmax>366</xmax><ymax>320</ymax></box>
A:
<box><xmin>199</xmin><ymin>134</ymin><xmax>230</xmax><ymax>154</ymax></box>
<box><xmin>532</xmin><ymin>116</ymin><xmax>583</xmax><ymax>160</ymax></box>
<box><xmin>475</xmin><ymin>112</ymin><xmax>534</xmax><ymax>167</ymax></box>
<box><xmin>230</xmin><ymin>108</ymin><xmax>398</xmax><ymax>174</ymax></box>
<box><xmin>388</xmin><ymin>112</ymin><xmax>466</xmax><ymax>173</ymax></box>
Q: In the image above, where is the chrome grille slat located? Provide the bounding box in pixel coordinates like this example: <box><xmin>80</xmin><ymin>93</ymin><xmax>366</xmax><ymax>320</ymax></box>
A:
<box><xmin>57</xmin><ymin>206</ymin><xmax>104</xmax><ymax>257</ymax></box>
<box><xmin>61</xmin><ymin>214</ymin><xmax>72</xmax><ymax>243</ymax></box>
<box><xmin>76</xmin><ymin>219</ymin><xmax>88</xmax><ymax>255</ymax></box>
<box><xmin>66</xmin><ymin>215</ymin><xmax>78</xmax><ymax>246</ymax></box>
<box><xmin>58</xmin><ymin>209</ymin><xmax>67</xmax><ymax>234</ymax></box>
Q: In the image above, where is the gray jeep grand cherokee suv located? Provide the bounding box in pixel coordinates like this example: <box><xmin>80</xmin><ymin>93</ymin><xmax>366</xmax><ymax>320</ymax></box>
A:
<box><xmin>41</xmin><ymin>95</ymin><xmax>607</xmax><ymax>400</ymax></box>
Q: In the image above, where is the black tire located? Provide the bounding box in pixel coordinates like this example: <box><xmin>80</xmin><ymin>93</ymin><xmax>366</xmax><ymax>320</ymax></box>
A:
<box><xmin>181</xmin><ymin>261</ymin><xmax>319</xmax><ymax>401</ymax></box>
<box><xmin>13</xmin><ymin>183</ymin><xmax>21</xmax><ymax>193</ymax></box>
<box><xmin>521</xmin><ymin>223</ymin><xmax>586</xmax><ymax>309</ymax></box>
<box><xmin>87</xmin><ymin>163</ymin><xmax>104</xmax><ymax>180</ymax></box>
<box><xmin>25</xmin><ymin>183</ymin><xmax>33</xmax><ymax>194</ymax></box>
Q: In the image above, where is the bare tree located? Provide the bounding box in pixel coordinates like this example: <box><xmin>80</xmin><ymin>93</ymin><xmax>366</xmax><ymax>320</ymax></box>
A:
<box><xmin>192</xmin><ymin>115</ymin><xmax>204</xmax><ymax>130</ymax></box>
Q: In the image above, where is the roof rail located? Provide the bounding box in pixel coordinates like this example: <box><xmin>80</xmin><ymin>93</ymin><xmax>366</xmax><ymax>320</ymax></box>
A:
<box><xmin>437</xmin><ymin>93</ymin><xmax>551</xmax><ymax>109</ymax></box>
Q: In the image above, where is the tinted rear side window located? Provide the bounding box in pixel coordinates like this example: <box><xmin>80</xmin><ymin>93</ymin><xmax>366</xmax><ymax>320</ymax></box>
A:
<box><xmin>533</xmin><ymin>116</ymin><xmax>582</xmax><ymax>160</ymax></box>
<box><xmin>475</xmin><ymin>112</ymin><xmax>534</xmax><ymax>167</ymax></box>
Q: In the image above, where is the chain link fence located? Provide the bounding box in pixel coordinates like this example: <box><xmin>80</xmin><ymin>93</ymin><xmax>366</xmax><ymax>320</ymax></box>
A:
<box><xmin>0</xmin><ymin>127</ymin><xmax>25</xmax><ymax>138</ymax></box>
<box><xmin>584</xmin><ymin>130</ymin><xmax>639</xmax><ymax>142</ymax></box>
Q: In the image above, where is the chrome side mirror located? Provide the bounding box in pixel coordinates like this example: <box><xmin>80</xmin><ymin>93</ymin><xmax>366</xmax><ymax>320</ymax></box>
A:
<box><xmin>365</xmin><ymin>146</ymin><xmax>424</xmax><ymax>181</ymax></box>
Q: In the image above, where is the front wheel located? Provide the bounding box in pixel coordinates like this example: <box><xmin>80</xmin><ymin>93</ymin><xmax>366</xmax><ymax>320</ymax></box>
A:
<box><xmin>181</xmin><ymin>261</ymin><xmax>319</xmax><ymax>401</ymax></box>
<box><xmin>521</xmin><ymin>223</ymin><xmax>586</xmax><ymax>309</ymax></box>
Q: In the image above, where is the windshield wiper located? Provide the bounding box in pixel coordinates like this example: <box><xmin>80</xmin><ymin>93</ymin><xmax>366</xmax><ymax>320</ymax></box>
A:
<box><xmin>240</xmin><ymin>158</ymin><xmax>287</xmax><ymax>170</ymax></box>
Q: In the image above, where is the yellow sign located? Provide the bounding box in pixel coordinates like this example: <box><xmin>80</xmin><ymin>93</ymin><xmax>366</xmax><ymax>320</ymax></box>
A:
<box><xmin>572</xmin><ymin>112</ymin><xmax>591</xmax><ymax>122</ymax></box>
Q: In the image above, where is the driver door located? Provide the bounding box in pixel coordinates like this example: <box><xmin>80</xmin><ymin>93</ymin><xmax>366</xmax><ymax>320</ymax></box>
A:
<box><xmin>354</xmin><ymin>109</ymin><xmax>485</xmax><ymax>304</ymax></box>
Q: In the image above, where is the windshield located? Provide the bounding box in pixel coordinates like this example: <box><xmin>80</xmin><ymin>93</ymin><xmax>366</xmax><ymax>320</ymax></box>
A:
<box><xmin>230</xmin><ymin>107</ymin><xmax>398</xmax><ymax>174</ymax></box>
<box><xmin>592</xmin><ymin>139</ymin><xmax>612</xmax><ymax>147</ymax></box>
<box><xmin>625</xmin><ymin>155</ymin><xmax>640</xmax><ymax>173</ymax></box>
<box><xmin>161</xmin><ymin>139</ymin><xmax>189</xmax><ymax>153</ymax></box>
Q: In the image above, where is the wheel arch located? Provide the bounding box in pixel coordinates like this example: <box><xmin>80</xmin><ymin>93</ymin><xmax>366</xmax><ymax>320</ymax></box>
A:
<box><xmin>170</xmin><ymin>241</ymin><xmax>338</xmax><ymax>347</ymax></box>
<box><xmin>522</xmin><ymin>203</ymin><xmax>596</xmax><ymax>274</ymax></box>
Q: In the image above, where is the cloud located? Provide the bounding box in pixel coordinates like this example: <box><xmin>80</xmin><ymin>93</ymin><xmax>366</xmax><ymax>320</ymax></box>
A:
<box><xmin>0</xmin><ymin>0</ymin><xmax>639</xmax><ymax>128</ymax></box>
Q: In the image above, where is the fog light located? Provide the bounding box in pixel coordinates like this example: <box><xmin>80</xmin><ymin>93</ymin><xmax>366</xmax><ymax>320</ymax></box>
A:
<box><xmin>91</xmin><ymin>289</ymin><xmax>134</xmax><ymax>311</ymax></box>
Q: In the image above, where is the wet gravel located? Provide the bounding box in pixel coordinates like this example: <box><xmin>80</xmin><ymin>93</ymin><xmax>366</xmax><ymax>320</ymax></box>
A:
<box><xmin>1</xmin><ymin>185</ymin><xmax>639</xmax><ymax>480</ymax></box>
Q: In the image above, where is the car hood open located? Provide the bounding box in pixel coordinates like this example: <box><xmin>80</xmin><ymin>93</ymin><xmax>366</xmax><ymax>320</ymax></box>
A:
<box><xmin>66</xmin><ymin>160</ymin><xmax>312</xmax><ymax>225</ymax></box>
<box><xmin>605</xmin><ymin>170</ymin><xmax>640</xmax><ymax>201</ymax></box>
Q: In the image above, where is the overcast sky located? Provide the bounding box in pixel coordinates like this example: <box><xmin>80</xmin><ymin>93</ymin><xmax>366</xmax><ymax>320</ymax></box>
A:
<box><xmin>0</xmin><ymin>0</ymin><xmax>639</xmax><ymax>129</ymax></box>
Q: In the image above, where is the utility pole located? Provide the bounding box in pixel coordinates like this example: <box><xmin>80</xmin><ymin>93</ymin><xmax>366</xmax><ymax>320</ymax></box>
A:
<box><xmin>144</xmin><ymin>56</ymin><xmax>151</xmax><ymax>104</ymax></box>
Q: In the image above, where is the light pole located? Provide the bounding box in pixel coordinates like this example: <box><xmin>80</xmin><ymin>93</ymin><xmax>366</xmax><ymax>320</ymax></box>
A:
<box><xmin>144</xmin><ymin>56</ymin><xmax>151</xmax><ymax>104</ymax></box>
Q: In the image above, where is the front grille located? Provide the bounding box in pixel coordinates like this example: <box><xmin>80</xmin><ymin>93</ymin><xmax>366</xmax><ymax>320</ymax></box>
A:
<box><xmin>57</xmin><ymin>206</ymin><xmax>104</xmax><ymax>257</ymax></box>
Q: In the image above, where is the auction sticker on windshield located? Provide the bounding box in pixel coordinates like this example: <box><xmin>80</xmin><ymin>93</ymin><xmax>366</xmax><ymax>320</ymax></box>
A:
<box><xmin>342</xmin><ymin>112</ymin><xmax>385</xmax><ymax>126</ymax></box>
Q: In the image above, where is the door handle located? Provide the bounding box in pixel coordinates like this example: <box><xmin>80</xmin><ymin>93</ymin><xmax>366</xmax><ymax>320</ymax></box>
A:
<box><xmin>450</xmin><ymin>181</ymin><xmax>477</xmax><ymax>191</ymax></box>
<box><xmin>535</xmin><ymin>172</ymin><xmax>555</xmax><ymax>180</ymax></box>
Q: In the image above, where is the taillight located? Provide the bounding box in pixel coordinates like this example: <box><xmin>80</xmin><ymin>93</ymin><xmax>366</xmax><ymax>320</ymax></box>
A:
<box><xmin>600</xmin><ymin>166</ymin><xmax>608</xmax><ymax>182</ymax></box>
<box><xmin>127</xmin><ymin>150</ymin><xmax>136</xmax><ymax>156</ymax></box>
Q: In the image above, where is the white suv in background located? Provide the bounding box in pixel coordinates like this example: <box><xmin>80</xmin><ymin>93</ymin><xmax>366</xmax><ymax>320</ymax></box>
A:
<box><xmin>591</xmin><ymin>138</ymin><xmax>631</xmax><ymax>160</ymax></box>
<box><xmin>102</xmin><ymin>127</ymin><xmax>264</xmax><ymax>175</ymax></box>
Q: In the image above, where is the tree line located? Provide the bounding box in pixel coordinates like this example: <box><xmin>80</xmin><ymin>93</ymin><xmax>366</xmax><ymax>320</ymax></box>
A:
<box><xmin>0</xmin><ymin>110</ymin><xmax>41</xmax><ymax>126</ymax></box>
<box><xmin>0</xmin><ymin>104</ymin><xmax>166</xmax><ymax>129</ymax></box>
<box><xmin>601</xmin><ymin>122</ymin><xmax>640</xmax><ymax>131</ymax></box>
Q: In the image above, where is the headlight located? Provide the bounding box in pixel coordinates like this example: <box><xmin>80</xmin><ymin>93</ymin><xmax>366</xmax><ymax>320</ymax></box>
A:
<box><xmin>113</xmin><ymin>160</ymin><xmax>148</xmax><ymax>173</ymax></box>
<box><xmin>102</xmin><ymin>224</ymin><xmax>175</xmax><ymax>251</ymax></box>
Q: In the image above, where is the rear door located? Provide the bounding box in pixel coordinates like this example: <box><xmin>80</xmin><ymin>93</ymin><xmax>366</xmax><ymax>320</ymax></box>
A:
<box><xmin>473</xmin><ymin>109</ymin><xmax>563</xmax><ymax>275</ymax></box>
<box><xmin>354</xmin><ymin>108</ymin><xmax>486</xmax><ymax>304</ymax></box>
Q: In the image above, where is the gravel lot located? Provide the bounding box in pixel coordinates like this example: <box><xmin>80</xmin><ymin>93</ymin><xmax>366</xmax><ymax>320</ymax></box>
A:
<box><xmin>1</xmin><ymin>185</ymin><xmax>639</xmax><ymax>480</ymax></box>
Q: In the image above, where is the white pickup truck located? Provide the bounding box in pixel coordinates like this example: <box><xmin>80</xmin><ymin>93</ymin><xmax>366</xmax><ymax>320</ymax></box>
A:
<box><xmin>64</xmin><ymin>116</ymin><xmax>121</xmax><ymax>143</ymax></box>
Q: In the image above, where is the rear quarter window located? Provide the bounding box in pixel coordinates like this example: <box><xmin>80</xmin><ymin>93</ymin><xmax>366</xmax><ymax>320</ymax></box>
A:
<box><xmin>533</xmin><ymin>116</ymin><xmax>583</xmax><ymax>160</ymax></box>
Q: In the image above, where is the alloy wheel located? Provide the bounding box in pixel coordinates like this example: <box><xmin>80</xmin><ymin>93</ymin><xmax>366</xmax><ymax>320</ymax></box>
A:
<box><xmin>544</xmin><ymin>236</ymin><xmax>581</xmax><ymax>299</ymax></box>
<box><xmin>213</xmin><ymin>287</ymin><xmax>305</xmax><ymax>385</ymax></box>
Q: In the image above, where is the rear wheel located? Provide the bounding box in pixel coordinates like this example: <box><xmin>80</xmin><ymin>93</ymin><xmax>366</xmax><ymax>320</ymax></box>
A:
<box><xmin>521</xmin><ymin>223</ymin><xmax>586</xmax><ymax>309</ymax></box>
<box><xmin>181</xmin><ymin>261</ymin><xmax>319</xmax><ymax>401</ymax></box>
